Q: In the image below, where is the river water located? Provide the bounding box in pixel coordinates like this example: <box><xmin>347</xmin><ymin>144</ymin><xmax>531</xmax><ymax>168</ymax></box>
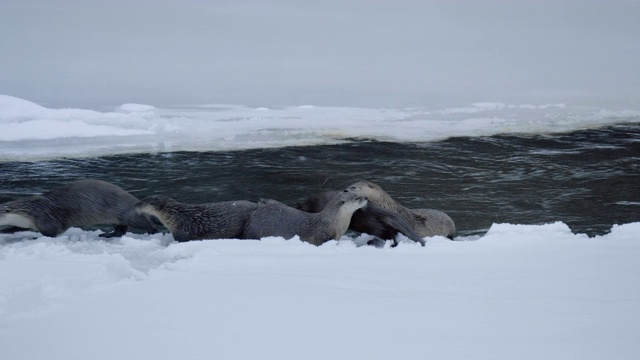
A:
<box><xmin>1</xmin><ymin>123</ymin><xmax>639</xmax><ymax>237</ymax></box>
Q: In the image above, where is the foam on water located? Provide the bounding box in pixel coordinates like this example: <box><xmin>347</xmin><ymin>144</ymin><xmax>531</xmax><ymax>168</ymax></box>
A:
<box><xmin>1</xmin><ymin>95</ymin><xmax>638</xmax><ymax>161</ymax></box>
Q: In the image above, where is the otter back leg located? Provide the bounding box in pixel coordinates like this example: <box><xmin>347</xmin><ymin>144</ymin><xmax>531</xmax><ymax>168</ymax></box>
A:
<box><xmin>171</xmin><ymin>229</ymin><xmax>193</xmax><ymax>242</ymax></box>
<box><xmin>35</xmin><ymin>215</ymin><xmax>67</xmax><ymax>238</ymax></box>
<box><xmin>366</xmin><ymin>237</ymin><xmax>388</xmax><ymax>248</ymax></box>
<box><xmin>100</xmin><ymin>224</ymin><xmax>128</xmax><ymax>238</ymax></box>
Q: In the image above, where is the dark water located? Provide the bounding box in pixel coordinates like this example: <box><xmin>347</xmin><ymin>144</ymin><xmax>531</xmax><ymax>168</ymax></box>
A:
<box><xmin>1</xmin><ymin>123</ymin><xmax>639</xmax><ymax>237</ymax></box>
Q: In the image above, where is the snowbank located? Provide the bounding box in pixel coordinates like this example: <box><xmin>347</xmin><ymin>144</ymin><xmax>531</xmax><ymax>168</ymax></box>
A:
<box><xmin>1</xmin><ymin>222</ymin><xmax>638</xmax><ymax>359</ymax></box>
<box><xmin>1</xmin><ymin>95</ymin><xmax>639</xmax><ymax>161</ymax></box>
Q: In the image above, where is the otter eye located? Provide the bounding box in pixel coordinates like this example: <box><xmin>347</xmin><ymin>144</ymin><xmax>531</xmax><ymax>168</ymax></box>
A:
<box><xmin>340</xmin><ymin>201</ymin><xmax>345</xmax><ymax>205</ymax></box>
<box><xmin>343</xmin><ymin>189</ymin><xmax>349</xmax><ymax>193</ymax></box>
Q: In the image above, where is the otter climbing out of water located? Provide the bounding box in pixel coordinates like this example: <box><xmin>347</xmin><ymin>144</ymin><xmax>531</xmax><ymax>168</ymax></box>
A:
<box><xmin>296</xmin><ymin>180</ymin><xmax>455</xmax><ymax>244</ymax></box>
<box><xmin>296</xmin><ymin>190</ymin><xmax>427</xmax><ymax>246</ymax></box>
<box><xmin>0</xmin><ymin>179</ymin><xmax>157</xmax><ymax>237</ymax></box>
<box><xmin>346</xmin><ymin>180</ymin><xmax>456</xmax><ymax>239</ymax></box>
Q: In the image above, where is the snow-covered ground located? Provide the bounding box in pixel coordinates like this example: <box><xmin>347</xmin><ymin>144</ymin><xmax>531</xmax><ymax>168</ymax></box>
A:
<box><xmin>1</xmin><ymin>95</ymin><xmax>639</xmax><ymax>161</ymax></box>
<box><xmin>1</xmin><ymin>222</ymin><xmax>639</xmax><ymax>359</ymax></box>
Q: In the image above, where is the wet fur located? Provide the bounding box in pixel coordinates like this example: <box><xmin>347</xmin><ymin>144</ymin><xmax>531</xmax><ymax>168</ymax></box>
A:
<box><xmin>0</xmin><ymin>179</ymin><xmax>157</xmax><ymax>237</ymax></box>
<box><xmin>346</xmin><ymin>180</ymin><xmax>455</xmax><ymax>239</ymax></box>
<box><xmin>136</xmin><ymin>195</ymin><xmax>258</xmax><ymax>242</ymax></box>
<box><xmin>296</xmin><ymin>180</ymin><xmax>456</xmax><ymax>244</ymax></box>
<box><xmin>243</xmin><ymin>191</ymin><xmax>367</xmax><ymax>246</ymax></box>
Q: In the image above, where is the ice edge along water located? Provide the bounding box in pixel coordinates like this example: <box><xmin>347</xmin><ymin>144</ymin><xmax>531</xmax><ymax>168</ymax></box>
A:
<box><xmin>1</xmin><ymin>94</ymin><xmax>639</xmax><ymax>161</ymax></box>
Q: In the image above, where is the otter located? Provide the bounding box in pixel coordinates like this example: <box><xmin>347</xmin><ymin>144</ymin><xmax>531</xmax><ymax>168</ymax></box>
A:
<box><xmin>135</xmin><ymin>195</ymin><xmax>258</xmax><ymax>242</ymax></box>
<box><xmin>0</xmin><ymin>179</ymin><xmax>157</xmax><ymax>237</ymax></box>
<box><xmin>295</xmin><ymin>190</ymin><xmax>426</xmax><ymax>246</ymax></box>
<box><xmin>346</xmin><ymin>180</ymin><xmax>456</xmax><ymax>239</ymax></box>
<box><xmin>296</xmin><ymin>180</ymin><xmax>456</xmax><ymax>244</ymax></box>
<box><xmin>243</xmin><ymin>190</ymin><xmax>368</xmax><ymax>246</ymax></box>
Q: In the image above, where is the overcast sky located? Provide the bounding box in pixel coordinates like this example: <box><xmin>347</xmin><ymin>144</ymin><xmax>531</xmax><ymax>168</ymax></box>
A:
<box><xmin>1</xmin><ymin>0</ymin><xmax>639</xmax><ymax>108</ymax></box>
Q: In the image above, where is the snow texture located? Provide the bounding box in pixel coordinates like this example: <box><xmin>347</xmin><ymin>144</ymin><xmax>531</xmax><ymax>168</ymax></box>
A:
<box><xmin>1</xmin><ymin>222</ymin><xmax>639</xmax><ymax>359</ymax></box>
<box><xmin>1</xmin><ymin>95</ymin><xmax>639</xmax><ymax>161</ymax></box>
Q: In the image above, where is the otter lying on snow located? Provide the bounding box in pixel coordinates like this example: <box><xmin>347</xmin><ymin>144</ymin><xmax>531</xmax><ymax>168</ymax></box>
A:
<box><xmin>137</xmin><ymin>190</ymin><xmax>421</xmax><ymax>247</ymax></box>
<box><xmin>296</xmin><ymin>180</ymin><xmax>455</xmax><ymax>245</ymax></box>
<box><xmin>1</xmin><ymin>178</ymin><xmax>450</xmax><ymax>248</ymax></box>
<box><xmin>136</xmin><ymin>195</ymin><xmax>258</xmax><ymax>242</ymax></box>
<box><xmin>0</xmin><ymin>179</ymin><xmax>157</xmax><ymax>237</ymax></box>
<box><xmin>243</xmin><ymin>190</ymin><xmax>370</xmax><ymax>246</ymax></box>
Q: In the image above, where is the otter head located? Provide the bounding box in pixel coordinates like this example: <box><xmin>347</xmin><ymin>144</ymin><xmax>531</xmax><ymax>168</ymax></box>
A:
<box><xmin>336</xmin><ymin>190</ymin><xmax>368</xmax><ymax>214</ymax></box>
<box><xmin>323</xmin><ymin>190</ymin><xmax>368</xmax><ymax>239</ymax></box>
<box><xmin>412</xmin><ymin>209</ymin><xmax>457</xmax><ymax>239</ymax></box>
<box><xmin>345</xmin><ymin>180</ymin><xmax>390</xmax><ymax>205</ymax></box>
<box><xmin>0</xmin><ymin>201</ymin><xmax>38</xmax><ymax>231</ymax></box>
<box><xmin>136</xmin><ymin>195</ymin><xmax>177</xmax><ymax>210</ymax></box>
<box><xmin>135</xmin><ymin>195</ymin><xmax>179</xmax><ymax>229</ymax></box>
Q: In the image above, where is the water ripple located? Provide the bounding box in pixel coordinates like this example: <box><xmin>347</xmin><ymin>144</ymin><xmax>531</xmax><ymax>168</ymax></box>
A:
<box><xmin>1</xmin><ymin>123</ymin><xmax>639</xmax><ymax>237</ymax></box>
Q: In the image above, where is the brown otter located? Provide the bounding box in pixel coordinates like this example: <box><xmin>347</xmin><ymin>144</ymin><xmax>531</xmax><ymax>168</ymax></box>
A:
<box><xmin>0</xmin><ymin>179</ymin><xmax>157</xmax><ymax>237</ymax></box>
<box><xmin>296</xmin><ymin>180</ymin><xmax>456</xmax><ymax>244</ymax></box>
<box><xmin>135</xmin><ymin>195</ymin><xmax>258</xmax><ymax>242</ymax></box>
<box><xmin>243</xmin><ymin>190</ymin><xmax>368</xmax><ymax>246</ymax></box>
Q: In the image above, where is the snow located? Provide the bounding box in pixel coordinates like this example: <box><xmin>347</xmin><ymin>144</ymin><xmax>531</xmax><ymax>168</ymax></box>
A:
<box><xmin>0</xmin><ymin>119</ymin><xmax>153</xmax><ymax>141</ymax></box>
<box><xmin>1</xmin><ymin>95</ymin><xmax>639</xmax><ymax>161</ymax></box>
<box><xmin>1</xmin><ymin>222</ymin><xmax>639</xmax><ymax>359</ymax></box>
<box><xmin>115</xmin><ymin>103</ymin><xmax>157</xmax><ymax>114</ymax></box>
